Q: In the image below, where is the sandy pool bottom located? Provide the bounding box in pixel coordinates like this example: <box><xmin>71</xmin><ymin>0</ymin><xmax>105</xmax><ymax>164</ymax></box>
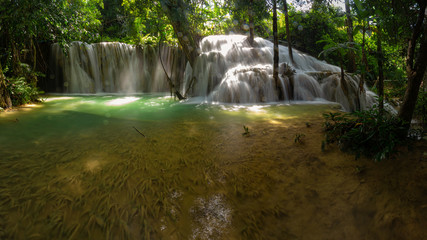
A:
<box><xmin>0</xmin><ymin>100</ymin><xmax>426</xmax><ymax>239</ymax></box>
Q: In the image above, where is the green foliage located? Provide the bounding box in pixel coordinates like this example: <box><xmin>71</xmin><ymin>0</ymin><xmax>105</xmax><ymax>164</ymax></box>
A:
<box><xmin>282</xmin><ymin>5</ymin><xmax>346</xmax><ymax>60</ymax></box>
<box><xmin>242</xmin><ymin>125</ymin><xmax>250</xmax><ymax>137</ymax></box>
<box><xmin>350</xmin><ymin>0</ymin><xmax>422</xmax><ymax>87</ymax></box>
<box><xmin>229</xmin><ymin>0</ymin><xmax>270</xmax><ymax>37</ymax></box>
<box><xmin>6</xmin><ymin>77</ymin><xmax>41</xmax><ymax>106</ymax></box>
<box><xmin>0</xmin><ymin>0</ymin><xmax>103</xmax><ymax>45</ymax></box>
<box><xmin>133</xmin><ymin>34</ymin><xmax>160</xmax><ymax>47</ymax></box>
<box><xmin>3</xmin><ymin>63</ymin><xmax>43</xmax><ymax>106</ymax></box>
<box><xmin>99</xmin><ymin>0</ymin><xmax>134</xmax><ymax>40</ymax></box>
<box><xmin>0</xmin><ymin>0</ymin><xmax>103</xmax><ymax>101</ymax></box>
<box><xmin>122</xmin><ymin>0</ymin><xmax>201</xmax><ymax>45</ymax></box>
<box><xmin>323</xmin><ymin>107</ymin><xmax>407</xmax><ymax>161</ymax></box>
<box><xmin>318</xmin><ymin>39</ymin><xmax>359</xmax><ymax>60</ymax></box>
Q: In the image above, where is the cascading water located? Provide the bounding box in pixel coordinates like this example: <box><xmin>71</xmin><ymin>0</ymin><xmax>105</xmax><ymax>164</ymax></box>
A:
<box><xmin>49</xmin><ymin>42</ymin><xmax>186</xmax><ymax>94</ymax></box>
<box><xmin>49</xmin><ymin>35</ymin><xmax>376</xmax><ymax>111</ymax></box>
<box><xmin>182</xmin><ymin>35</ymin><xmax>376</xmax><ymax>111</ymax></box>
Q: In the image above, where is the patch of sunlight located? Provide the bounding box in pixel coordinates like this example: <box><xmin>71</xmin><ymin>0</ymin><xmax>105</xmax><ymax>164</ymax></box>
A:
<box><xmin>247</xmin><ymin>105</ymin><xmax>269</xmax><ymax>113</ymax></box>
<box><xmin>219</xmin><ymin>104</ymin><xmax>245</xmax><ymax>112</ymax></box>
<box><xmin>85</xmin><ymin>159</ymin><xmax>102</xmax><ymax>172</ymax></box>
<box><xmin>24</xmin><ymin>104</ymin><xmax>41</xmax><ymax>108</ymax></box>
<box><xmin>157</xmin><ymin>95</ymin><xmax>174</xmax><ymax>100</ymax></box>
<box><xmin>146</xmin><ymin>101</ymin><xmax>161</xmax><ymax>107</ymax></box>
<box><xmin>44</xmin><ymin>97</ymin><xmax>77</xmax><ymax>102</ymax></box>
<box><xmin>18</xmin><ymin>104</ymin><xmax>42</xmax><ymax>112</ymax></box>
<box><xmin>268</xmin><ymin>119</ymin><xmax>283</xmax><ymax>125</ymax></box>
<box><xmin>206</xmin><ymin>35</ymin><xmax>247</xmax><ymax>56</ymax></box>
<box><xmin>0</xmin><ymin>104</ymin><xmax>42</xmax><ymax>117</ymax></box>
<box><xmin>270</xmin><ymin>114</ymin><xmax>298</xmax><ymax>121</ymax></box>
<box><xmin>80</xmin><ymin>152</ymin><xmax>110</xmax><ymax>173</ymax></box>
<box><xmin>105</xmin><ymin>96</ymin><xmax>139</xmax><ymax>106</ymax></box>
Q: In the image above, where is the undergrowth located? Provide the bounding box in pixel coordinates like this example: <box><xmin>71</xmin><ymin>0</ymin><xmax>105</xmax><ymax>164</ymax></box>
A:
<box><xmin>4</xmin><ymin>63</ymin><xmax>44</xmax><ymax>106</ymax></box>
<box><xmin>322</xmin><ymin>106</ymin><xmax>408</xmax><ymax>161</ymax></box>
<box><xmin>6</xmin><ymin>76</ymin><xmax>41</xmax><ymax>105</ymax></box>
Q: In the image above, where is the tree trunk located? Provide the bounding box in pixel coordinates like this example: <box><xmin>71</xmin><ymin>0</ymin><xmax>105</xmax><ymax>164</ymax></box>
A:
<box><xmin>398</xmin><ymin>1</ymin><xmax>427</xmax><ymax>123</ymax></box>
<box><xmin>11</xmin><ymin>41</ymin><xmax>22</xmax><ymax>76</ymax></box>
<box><xmin>284</xmin><ymin>0</ymin><xmax>294</xmax><ymax>64</ymax></box>
<box><xmin>377</xmin><ymin>26</ymin><xmax>384</xmax><ymax>112</ymax></box>
<box><xmin>0</xmin><ymin>62</ymin><xmax>12</xmax><ymax>109</ymax></box>
<box><xmin>160</xmin><ymin>0</ymin><xmax>199</xmax><ymax>68</ymax></box>
<box><xmin>345</xmin><ymin>0</ymin><xmax>356</xmax><ymax>73</ymax></box>
<box><xmin>360</xmin><ymin>21</ymin><xmax>368</xmax><ymax>91</ymax></box>
<box><xmin>248</xmin><ymin>0</ymin><xmax>255</xmax><ymax>46</ymax></box>
<box><xmin>273</xmin><ymin>0</ymin><xmax>281</xmax><ymax>99</ymax></box>
<box><xmin>31</xmin><ymin>38</ymin><xmax>37</xmax><ymax>71</ymax></box>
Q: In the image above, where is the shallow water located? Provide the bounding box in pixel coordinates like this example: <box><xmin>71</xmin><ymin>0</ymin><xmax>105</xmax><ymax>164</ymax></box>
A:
<box><xmin>0</xmin><ymin>94</ymin><xmax>341</xmax><ymax>239</ymax></box>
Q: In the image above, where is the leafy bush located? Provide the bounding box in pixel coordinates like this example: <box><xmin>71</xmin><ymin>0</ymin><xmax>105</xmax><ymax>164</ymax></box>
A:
<box><xmin>133</xmin><ymin>34</ymin><xmax>160</xmax><ymax>47</ymax></box>
<box><xmin>6</xmin><ymin>76</ymin><xmax>41</xmax><ymax>106</ymax></box>
<box><xmin>323</xmin><ymin>107</ymin><xmax>407</xmax><ymax>161</ymax></box>
<box><xmin>3</xmin><ymin>63</ymin><xmax>44</xmax><ymax>106</ymax></box>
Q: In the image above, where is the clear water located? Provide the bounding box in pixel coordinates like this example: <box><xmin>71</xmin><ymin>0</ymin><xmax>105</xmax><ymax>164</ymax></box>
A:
<box><xmin>0</xmin><ymin>95</ymin><xmax>340</xmax><ymax>239</ymax></box>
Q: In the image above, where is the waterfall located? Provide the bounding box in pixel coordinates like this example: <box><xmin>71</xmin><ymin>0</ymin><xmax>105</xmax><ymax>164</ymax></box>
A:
<box><xmin>183</xmin><ymin>35</ymin><xmax>376</xmax><ymax>111</ymax></box>
<box><xmin>49</xmin><ymin>35</ymin><xmax>377</xmax><ymax>112</ymax></box>
<box><xmin>49</xmin><ymin>42</ymin><xmax>186</xmax><ymax>94</ymax></box>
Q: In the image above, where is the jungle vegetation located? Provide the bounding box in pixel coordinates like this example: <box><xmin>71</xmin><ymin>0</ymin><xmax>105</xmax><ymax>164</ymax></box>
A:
<box><xmin>0</xmin><ymin>0</ymin><xmax>426</xmax><ymax>128</ymax></box>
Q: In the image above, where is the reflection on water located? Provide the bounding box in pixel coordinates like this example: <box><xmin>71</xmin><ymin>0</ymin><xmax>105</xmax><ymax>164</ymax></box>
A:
<box><xmin>0</xmin><ymin>95</ymin><xmax>339</xmax><ymax>239</ymax></box>
<box><xmin>105</xmin><ymin>97</ymin><xmax>140</xmax><ymax>106</ymax></box>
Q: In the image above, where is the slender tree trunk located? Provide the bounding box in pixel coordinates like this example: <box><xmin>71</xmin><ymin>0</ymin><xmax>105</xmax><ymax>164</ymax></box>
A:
<box><xmin>160</xmin><ymin>0</ymin><xmax>199</xmax><ymax>68</ymax></box>
<box><xmin>248</xmin><ymin>0</ymin><xmax>255</xmax><ymax>46</ymax></box>
<box><xmin>377</xmin><ymin>26</ymin><xmax>384</xmax><ymax>112</ymax></box>
<box><xmin>398</xmin><ymin>1</ymin><xmax>427</xmax><ymax>123</ymax></box>
<box><xmin>11</xmin><ymin>41</ymin><xmax>22</xmax><ymax>76</ymax></box>
<box><xmin>0</xmin><ymin>62</ymin><xmax>12</xmax><ymax>109</ymax></box>
<box><xmin>159</xmin><ymin>0</ymin><xmax>200</xmax><ymax>96</ymax></box>
<box><xmin>273</xmin><ymin>0</ymin><xmax>281</xmax><ymax>99</ymax></box>
<box><xmin>345</xmin><ymin>0</ymin><xmax>356</xmax><ymax>72</ymax></box>
<box><xmin>284</xmin><ymin>0</ymin><xmax>294</xmax><ymax>64</ymax></box>
<box><xmin>360</xmin><ymin>21</ymin><xmax>368</xmax><ymax>91</ymax></box>
<box><xmin>31</xmin><ymin>38</ymin><xmax>37</xmax><ymax>71</ymax></box>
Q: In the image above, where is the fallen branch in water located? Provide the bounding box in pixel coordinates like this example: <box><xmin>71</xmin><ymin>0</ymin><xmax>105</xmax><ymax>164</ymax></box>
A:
<box><xmin>133</xmin><ymin>126</ymin><xmax>146</xmax><ymax>137</ymax></box>
<box><xmin>158</xmin><ymin>38</ymin><xmax>186</xmax><ymax>100</ymax></box>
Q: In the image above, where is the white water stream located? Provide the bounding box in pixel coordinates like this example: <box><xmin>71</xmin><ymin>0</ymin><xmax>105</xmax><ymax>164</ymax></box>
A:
<box><xmin>183</xmin><ymin>35</ymin><xmax>376</xmax><ymax>111</ymax></box>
